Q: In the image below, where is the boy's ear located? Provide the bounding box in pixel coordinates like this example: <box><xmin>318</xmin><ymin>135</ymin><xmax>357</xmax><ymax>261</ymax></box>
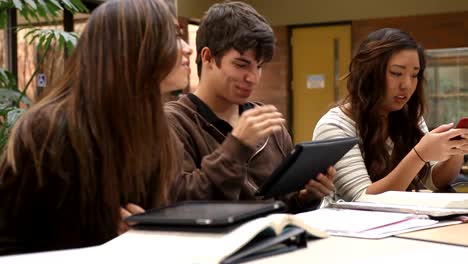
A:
<box><xmin>200</xmin><ymin>47</ymin><xmax>214</xmax><ymax>68</ymax></box>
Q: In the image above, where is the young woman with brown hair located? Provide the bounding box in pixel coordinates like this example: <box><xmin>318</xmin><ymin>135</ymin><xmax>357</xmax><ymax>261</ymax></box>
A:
<box><xmin>0</xmin><ymin>0</ymin><xmax>192</xmax><ymax>255</ymax></box>
<box><xmin>313</xmin><ymin>28</ymin><xmax>468</xmax><ymax>202</ymax></box>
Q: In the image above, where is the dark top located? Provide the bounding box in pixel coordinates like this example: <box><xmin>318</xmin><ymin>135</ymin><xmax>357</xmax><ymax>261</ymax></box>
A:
<box><xmin>186</xmin><ymin>93</ymin><xmax>255</xmax><ymax>136</ymax></box>
<box><xmin>0</xmin><ymin>110</ymin><xmax>117</xmax><ymax>256</ymax></box>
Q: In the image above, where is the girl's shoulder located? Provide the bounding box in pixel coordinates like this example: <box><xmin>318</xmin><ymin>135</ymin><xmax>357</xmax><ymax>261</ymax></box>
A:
<box><xmin>318</xmin><ymin>106</ymin><xmax>354</xmax><ymax>128</ymax></box>
<box><xmin>314</xmin><ymin>106</ymin><xmax>357</xmax><ymax>140</ymax></box>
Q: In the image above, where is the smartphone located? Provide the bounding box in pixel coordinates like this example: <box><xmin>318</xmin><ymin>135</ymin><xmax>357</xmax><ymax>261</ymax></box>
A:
<box><xmin>452</xmin><ymin>117</ymin><xmax>468</xmax><ymax>140</ymax></box>
<box><xmin>456</xmin><ymin>117</ymin><xmax>468</xmax><ymax>128</ymax></box>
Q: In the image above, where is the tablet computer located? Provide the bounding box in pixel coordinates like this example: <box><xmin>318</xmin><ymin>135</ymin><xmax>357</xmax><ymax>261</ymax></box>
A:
<box><xmin>256</xmin><ymin>137</ymin><xmax>358</xmax><ymax>199</ymax></box>
<box><xmin>125</xmin><ymin>200</ymin><xmax>285</xmax><ymax>228</ymax></box>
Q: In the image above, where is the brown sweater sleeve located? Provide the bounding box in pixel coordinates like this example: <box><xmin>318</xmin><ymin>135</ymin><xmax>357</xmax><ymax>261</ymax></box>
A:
<box><xmin>167</xmin><ymin>110</ymin><xmax>255</xmax><ymax>201</ymax></box>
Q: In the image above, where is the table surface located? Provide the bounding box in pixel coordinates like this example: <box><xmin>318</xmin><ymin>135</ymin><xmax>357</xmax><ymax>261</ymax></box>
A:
<box><xmin>2</xmin><ymin>224</ymin><xmax>468</xmax><ymax>264</ymax></box>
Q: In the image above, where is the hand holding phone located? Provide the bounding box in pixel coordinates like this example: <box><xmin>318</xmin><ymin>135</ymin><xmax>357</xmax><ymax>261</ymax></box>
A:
<box><xmin>452</xmin><ymin>117</ymin><xmax>468</xmax><ymax>140</ymax></box>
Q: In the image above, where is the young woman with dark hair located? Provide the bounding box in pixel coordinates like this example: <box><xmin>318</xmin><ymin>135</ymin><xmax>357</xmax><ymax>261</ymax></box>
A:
<box><xmin>314</xmin><ymin>28</ymin><xmax>468</xmax><ymax>202</ymax></box>
<box><xmin>0</xmin><ymin>0</ymin><xmax>192</xmax><ymax>255</ymax></box>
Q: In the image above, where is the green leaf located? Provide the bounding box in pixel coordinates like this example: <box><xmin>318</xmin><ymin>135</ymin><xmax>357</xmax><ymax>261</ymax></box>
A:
<box><xmin>66</xmin><ymin>40</ymin><xmax>74</xmax><ymax>54</ymax></box>
<box><xmin>6</xmin><ymin>108</ymin><xmax>25</xmax><ymax>127</ymax></box>
<box><xmin>25</xmin><ymin>5</ymin><xmax>40</xmax><ymax>22</ymax></box>
<box><xmin>0</xmin><ymin>10</ymin><xmax>6</xmax><ymax>29</ymax></box>
<box><xmin>0</xmin><ymin>89</ymin><xmax>31</xmax><ymax>109</ymax></box>
<box><xmin>35</xmin><ymin>3</ymin><xmax>48</xmax><ymax>21</ymax></box>
<box><xmin>37</xmin><ymin>34</ymin><xmax>47</xmax><ymax>51</ymax></box>
<box><xmin>12</xmin><ymin>0</ymin><xmax>22</xmax><ymax>10</ymax></box>
<box><xmin>24</xmin><ymin>0</ymin><xmax>37</xmax><ymax>10</ymax></box>
<box><xmin>62</xmin><ymin>0</ymin><xmax>79</xmax><ymax>13</ymax></box>
<box><xmin>18</xmin><ymin>8</ymin><xmax>31</xmax><ymax>23</ymax></box>
<box><xmin>0</xmin><ymin>69</ymin><xmax>17</xmax><ymax>90</ymax></box>
<box><xmin>70</xmin><ymin>0</ymin><xmax>88</xmax><ymax>12</ymax></box>
<box><xmin>48</xmin><ymin>0</ymin><xmax>63</xmax><ymax>10</ymax></box>
<box><xmin>53</xmin><ymin>30</ymin><xmax>60</xmax><ymax>40</ymax></box>
<box><xmin>26</xmin><ymin>28</ymin><xmax>44</xmax><ymax>45</ymax></box>
<box><xmin>45</xmin><ymin>1</ymin><xmax>60</xmax><ymax>17</ymax></box>
<box><xmin>37</xmin><ymin>0</ymin><xmax>54</xmax><ymax>20</ymax></box>
<box><xmin>0</xmin><ymin>106</ymin><xmax>26</xmax><ymax>151</ymax></box>
<box><xmin>40</xmin><ymin>34</ymin><xmax>53</xmax><ymax>53</ymax></box>
<box><xmin>25</xmin><ymin>28</ymin><xmax>79</xmax><ymax>53</ymax></box>
<box><xmin>58</xmin><ymin>34</ymin><xmax>65</xmax><ymax>49</ymax></box>
<box><xmin>23</xmin><ymin>28</ymin><xmax>40</xmax><ymax>40</ymax></box>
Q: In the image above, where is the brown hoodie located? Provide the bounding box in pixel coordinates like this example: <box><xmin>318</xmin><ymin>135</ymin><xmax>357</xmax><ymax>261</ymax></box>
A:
<box><xmin>165</xmin><ymin>94</ymin><xmax>319</xmax><ymax>213</ymax></box>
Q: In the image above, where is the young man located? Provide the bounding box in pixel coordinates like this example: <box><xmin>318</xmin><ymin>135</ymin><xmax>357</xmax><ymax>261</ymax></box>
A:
<box><xmin>166</xmin><ymin>1</ymin><xmax>335</xmax><ymax>212</ymax></box>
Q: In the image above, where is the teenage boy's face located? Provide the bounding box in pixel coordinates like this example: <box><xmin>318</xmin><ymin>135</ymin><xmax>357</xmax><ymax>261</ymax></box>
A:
<box><xmin>211</xmin><ymin>48</ymin><xmax>263</xmax><ymax>105</ymax></box>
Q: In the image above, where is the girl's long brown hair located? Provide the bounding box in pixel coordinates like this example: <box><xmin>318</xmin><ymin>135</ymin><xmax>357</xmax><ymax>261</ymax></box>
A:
<box><xmin>3</xmin><ymin>0</ymin><xmax>178</xmax><ymax>232</ymax></box>
<box><xmin>344</xmin><ymin>28</ymin><xmax>427</xmax><ymax>189</ymax></box>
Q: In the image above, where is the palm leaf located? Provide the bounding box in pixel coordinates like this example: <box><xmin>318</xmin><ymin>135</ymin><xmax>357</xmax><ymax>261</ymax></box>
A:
<box><xmin>6</xmin><ymin>108</ymin><xmax>26</xmax><ymax>127</ymax></box>
<box><xmin>11</xmin><ymin>0</ymin><xmax>22</xmax><ymax>10</ymax></box>
<box><xmin>0</xmin><ymin>1</ymin><xmax>14</xmax><ymax>28</ymax></box>
<box><xmin>1</xmin><ymin>0</ymin><xmax>88</xmax><ymax>28</ymax></box>
<box><xmin>0</xmin><ymin>2</ymin><xmax>10</xmax><ymax>28</ymax></box>
<box><xmin>48</xmin><ymin>0</ymin><xmax>63</xmax><ymax>9</ymax></box>
<box><xmin>69</xmin><ymin>0</ymin><xmax>88</xmax><ymax>12</ymax></box>
<box><xmin>24</xmin><ymin>0</ymin><xmax>37</xmax><ymax>10</ymax></box>
<box><xmin>61</xmin><ymin>0</ymin><xmax>79</xmax><ymax>13</ymax></box>
<box><xmin>0</xmin><ymin>88</ymin><xmax>32</xmax><ymax>109</ymax></box>
<box><xmin>0</xmin><ymin>69</ymin><xmax>17</xmax><ymax>90</ymax></box>
<box><xmin>45</xmin><ymin>1</ymin><xmax>61</xmax><ymax>17</ymax></box>
<box><xmin>24</xmin><ymin>28</ymin><xmax>79</xmax><ymax>52</ymax></box>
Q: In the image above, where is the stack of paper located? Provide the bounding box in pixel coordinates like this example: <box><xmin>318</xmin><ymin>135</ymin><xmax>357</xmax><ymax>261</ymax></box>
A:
<box><xmin>358</xmin><ymin>191</ymin><xmax>468</xmax><ymax>209</ymax></box>
<box><xmin>332</xmin><ymin>191</ymin><xmax>468</xmax><ymax>218</ymax></box>
<box><xmin>296</xmin><ymin>208</ymin><xmax>460</xmax><ymax>239</ymax></box>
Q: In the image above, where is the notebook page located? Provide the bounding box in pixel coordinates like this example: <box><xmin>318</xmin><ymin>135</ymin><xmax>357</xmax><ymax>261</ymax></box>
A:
<box><xmin>359</xmin><ymin>219</ymin><xmax>461</xmax><ymax>239</ymax></box>
<box><xmin>296</xmin><ymin>208</ymin><xmax>423</xmax><ymax>233</ymax></box>
<box><xmin>358</xmin><ymin>191</ymin><xmax>468</xmax><ymax>209</ymax></box>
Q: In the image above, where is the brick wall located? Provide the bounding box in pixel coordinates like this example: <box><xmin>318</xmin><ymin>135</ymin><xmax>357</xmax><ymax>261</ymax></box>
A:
<box><xmin>352</xmin><ymin>11</ymin><xmax>468</xmax><ymax>53</ymax></box>
<box><xmin>250</xmin><ymin>26</ymin><xmax>291</xmax><ymax>121</ymax></box>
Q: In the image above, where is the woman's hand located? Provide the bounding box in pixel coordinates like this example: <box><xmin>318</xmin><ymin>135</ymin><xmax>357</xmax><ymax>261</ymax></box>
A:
<box><xmin>415</xmin><ymin>124</ymin><xmax>468</xmax><ymax>162</ymax></box>
<box><xmin>118</xmin><ymin>203</ymin><xmax>145</xmax><ymax>235</ymax></box>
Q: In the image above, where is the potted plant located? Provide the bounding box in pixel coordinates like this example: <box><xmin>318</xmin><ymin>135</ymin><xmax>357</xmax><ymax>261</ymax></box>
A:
<box><xmin>0</xmin><ymin>0</ymin><xmax>88</xmax><ymax>151</ymax></box>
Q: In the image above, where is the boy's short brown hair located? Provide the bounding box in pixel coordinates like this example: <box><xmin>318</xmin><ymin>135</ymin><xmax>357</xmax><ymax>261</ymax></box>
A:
<box><xmin>195</xmin><ymin>1</ymin><xmax>275</xmax><ymax>76</ymax></box>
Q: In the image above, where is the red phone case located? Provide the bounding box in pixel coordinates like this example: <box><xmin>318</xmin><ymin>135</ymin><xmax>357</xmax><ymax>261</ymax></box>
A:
<box><xmin>452</xmin><ymin>117</ymin><xmax>468</xmax><ymax>140</ymax></box>
<box><xmin>456</xmin><ymin>117</ymin><xmax>468</xmax><ymax>128</ymax></box>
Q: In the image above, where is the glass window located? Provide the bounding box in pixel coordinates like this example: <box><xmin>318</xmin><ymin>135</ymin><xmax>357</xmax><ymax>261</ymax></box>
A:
<box><xmin>425</xmin><ymin>48</ymin><xmax>468</xmax><ymax>129</ymax></box>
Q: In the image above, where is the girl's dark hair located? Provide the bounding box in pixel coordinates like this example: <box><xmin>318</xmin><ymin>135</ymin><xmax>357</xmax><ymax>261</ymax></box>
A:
<box><xmin>344</xmin><ymin>28</ymin><xmax>427</xmax><ymax>189</ymax></box>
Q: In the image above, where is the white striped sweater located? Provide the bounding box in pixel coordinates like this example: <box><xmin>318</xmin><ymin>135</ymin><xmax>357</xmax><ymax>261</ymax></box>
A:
<box><xmin>313</xmin><ymin>106</ymin><xmax>436</xmax><ymax>202</ymax></box>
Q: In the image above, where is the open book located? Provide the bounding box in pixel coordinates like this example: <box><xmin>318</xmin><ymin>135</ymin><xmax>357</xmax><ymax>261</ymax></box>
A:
<box><xmin>331</xmin><ymin>191</ymin><xmax>468</xmax><ymax>218</ymax></box>
<box><xmin>295</xmin><ymin>208</ymin><xmax>460</xmax><ymax>239</ymax></box>
<box><xmin>107</xmin><ymin>213</ymin><xmax>328</xmax><ymax>264</ymax></box>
